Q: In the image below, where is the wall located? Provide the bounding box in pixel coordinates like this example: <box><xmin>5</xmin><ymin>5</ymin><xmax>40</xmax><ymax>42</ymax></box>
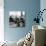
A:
<box><xmin>0</xmin><ymin>0</ymin><xmax>4</xmax><ymax>42</ymax></box>
<box><xmin>40</xmin><ymin>0</ymin><xmax>46</xmax><ymax>27</ymax></box>
<box><xmin>4</xmin><ymin>0</ymin><xmax>40</xmax><ymax>42</ymax></box>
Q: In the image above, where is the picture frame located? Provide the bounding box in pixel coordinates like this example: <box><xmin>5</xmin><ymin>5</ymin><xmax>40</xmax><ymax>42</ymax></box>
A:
<box><xmin>9</xmin><ymin>11</ymin><xmax>25</xmax><ymax>28</ymax></box>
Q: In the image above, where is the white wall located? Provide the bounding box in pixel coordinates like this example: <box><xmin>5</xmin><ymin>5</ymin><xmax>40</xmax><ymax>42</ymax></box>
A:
<box><xmin>40</xmin><ymin>0</ymin><xmax>46</xmax><ymax>27</ymax></box>
<box><xmin>40</xmin><ymin>0</ymin><xmax>46</xmax><ymax>9</ymax></box>
<box><xmin>0</xmin><ymin>0</ymin><xmax>4</xmax><ymax>42</ymax></box>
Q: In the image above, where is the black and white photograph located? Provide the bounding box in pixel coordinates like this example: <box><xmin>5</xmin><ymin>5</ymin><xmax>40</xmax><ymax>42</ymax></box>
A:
<box><xmin>9</xmin><ymin>11</ymin><xmax>25</xmax><ymax>28</ymax></box>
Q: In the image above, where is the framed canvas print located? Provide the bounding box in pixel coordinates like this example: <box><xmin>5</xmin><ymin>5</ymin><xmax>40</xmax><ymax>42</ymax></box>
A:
<box><xmin>9</xmin><ymin>11</ymin><xmax>25</xmax><ymax>28</ymax></box>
